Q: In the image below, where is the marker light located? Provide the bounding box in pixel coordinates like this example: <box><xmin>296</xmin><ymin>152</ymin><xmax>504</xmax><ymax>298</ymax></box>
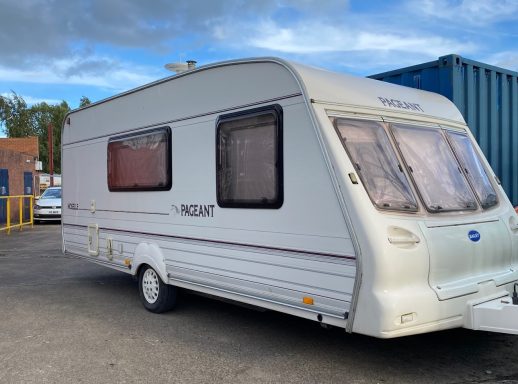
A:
<box><xmin>303</xmin><ymin>297</ymin><xmax>314</xmax><ymax>305</ymax></box>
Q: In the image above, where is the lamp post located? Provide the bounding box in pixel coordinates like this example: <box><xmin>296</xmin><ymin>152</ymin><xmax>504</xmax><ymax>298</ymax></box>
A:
<box><xmin>48</xmin><ymin>123</ymin><xmax>53</xmax><ymax>187</ymax></box>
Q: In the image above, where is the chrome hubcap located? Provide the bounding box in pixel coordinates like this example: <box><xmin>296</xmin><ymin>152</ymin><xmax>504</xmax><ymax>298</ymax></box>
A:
<box><xmin>142</xmin><ymin>269</ymin><xmax>160</xmax><ymax>304</ymax></box>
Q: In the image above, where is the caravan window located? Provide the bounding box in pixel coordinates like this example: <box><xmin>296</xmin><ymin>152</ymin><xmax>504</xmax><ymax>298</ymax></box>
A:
<box><xmin>446</xmin><ymin>131</ymin><xmax>498</xmax><ymax>209</ymax></box>
<box><xmin>217</xmin><ymin>105</ymin><xmax>283</xmax><ymax>208</ymax></box>
<box><xmin>392</xmin><ymin>125</ymin><xmax>477</xmax><ymax>212</ymax></box>
<box><xmin>107</xmin><ymin>127</ymin><xmax>172</xmax><ymax>191</ymax></box>
<box><xmin>334</xmin><ymin>118</ymin><xmax>418</xmax><ymax>211</ymax></box>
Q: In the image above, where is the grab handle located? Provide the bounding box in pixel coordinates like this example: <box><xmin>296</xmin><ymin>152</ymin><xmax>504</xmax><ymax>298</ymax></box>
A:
<box><xmin>388</xmin><ymin>235</ymin><xmax>420</xmax><ymax>245</ymax></box>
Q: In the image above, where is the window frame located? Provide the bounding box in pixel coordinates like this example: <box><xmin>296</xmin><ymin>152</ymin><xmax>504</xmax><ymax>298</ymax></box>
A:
<box><xmin>331</xmin><ymin>117</ymin><xmax>419</xmax><ymax>213</ymax></box>
<box><xmin>107</xmin><ymin>126</ymin><xmax>172</xmax><ymax>192</ymax></box>
<box><xmin>390</xmin><ymin>123</ymin><xmax>478</xmax><ymax>213</ymax></box>
<box><xmin>444</xmin><ymin>130</ymin><xmax>499</xmax><ymax>210</ymax></box>
<box><xmin>216</xmin><ymin>104</ymin><xmax>284</xmax><ymax>209</ymax></box>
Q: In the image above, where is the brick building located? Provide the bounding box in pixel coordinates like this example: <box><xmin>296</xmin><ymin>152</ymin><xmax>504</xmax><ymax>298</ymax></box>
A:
<box><xmin>0</xmin><ymin>137</ymin><xmax>39</xmax><ymax>224</ymax></box>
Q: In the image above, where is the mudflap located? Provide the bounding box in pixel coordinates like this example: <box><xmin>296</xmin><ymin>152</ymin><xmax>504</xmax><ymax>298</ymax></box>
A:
<box><xmin>468</xmin><ymin>296</ymin><xmax>518</xmax><ymax>335</ymax></box>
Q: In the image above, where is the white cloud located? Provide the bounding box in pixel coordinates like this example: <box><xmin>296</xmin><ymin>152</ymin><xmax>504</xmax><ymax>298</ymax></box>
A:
<box><xmin>0</xmin><ymin>0</ymin><xmax>512</xmax><ymax>100</ymax></box>
<box><xmin>483</xmin><ymin>51</ymin><xmax>518</xmax><ymax>72</ymax></box>
<box><xmin>416</xmin><ymin>0</ymin><xmax>518</xmax><ymax>25</ymax></box>
<box><xmin>0</xmin><ymin>56</ymin><xmax>162</xmax><ymax>92</ymax></box>
<box><xmin>247</xmin><ymin>21</ymin><xmax>477</xmax><ymax>58</ymax></box>
<box><xmin>0</xmin><ymin>0</ymin><xmax>350</xmax><ymax>68</ymax></box>
<box><xmin>0</xmin><ymin>93</ymin><xmax>63</xmax><ymax>106</ymax></box>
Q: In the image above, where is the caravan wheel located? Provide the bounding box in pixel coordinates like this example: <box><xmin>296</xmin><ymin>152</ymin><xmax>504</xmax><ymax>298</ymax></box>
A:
<box><xmin>138</xmin><ymin>265</ymin><xmax>177</xmax><ymax>313</ymax></box>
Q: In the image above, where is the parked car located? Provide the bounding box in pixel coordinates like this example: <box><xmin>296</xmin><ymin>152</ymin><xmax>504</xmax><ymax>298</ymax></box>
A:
<box><xmin>34</xmin><ymin>187</ymin><xmax>62</xmax><ymax>223</ymax></box>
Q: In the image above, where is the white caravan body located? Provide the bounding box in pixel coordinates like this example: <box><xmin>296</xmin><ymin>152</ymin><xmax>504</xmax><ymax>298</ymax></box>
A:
<box><xmin>62</xmin><ymin>58</ymin><xmax>518</xmax><ymax>338</ymax></box>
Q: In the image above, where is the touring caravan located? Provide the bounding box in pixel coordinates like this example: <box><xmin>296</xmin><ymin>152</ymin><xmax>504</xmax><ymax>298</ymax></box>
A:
<box><xmin>62</xmin><ymin>58</ymin><xmax>518</xmax><ymax>338</ymax></box>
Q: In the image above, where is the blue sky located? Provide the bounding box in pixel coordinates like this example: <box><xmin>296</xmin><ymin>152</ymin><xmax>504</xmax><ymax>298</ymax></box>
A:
<box><xmin>0</xmin><ymin>0</ymin><xmax>517</xmax><ymax>128</ymax></box>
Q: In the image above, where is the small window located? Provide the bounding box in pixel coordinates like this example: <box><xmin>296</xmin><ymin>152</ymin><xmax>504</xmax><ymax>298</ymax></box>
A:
<box><xmin>446</xmin><ymin>131</ymin><xmax>498</xmax><ymax>209</ymax></box>
<box><xmin>107</xmin><ymin>127</ymin><xmax>172</xmax><ymax>191</ymax></box>
<box><xmin>217</xmin><ymin>105</ymin><xmax>283</xmax><ymax>208</ymax></box>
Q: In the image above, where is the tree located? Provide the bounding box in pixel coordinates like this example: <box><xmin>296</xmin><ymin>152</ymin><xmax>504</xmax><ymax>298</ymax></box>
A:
<box><xmin>0</xmin><ymin>92</ymin><xmax>88</xmax><ymax>174</ymax></box>
<box><xmin>30</xmin><ymin>101</ymin><xmax>69</xmax><ymax>175</ymax></box>
<box><xmin>79</xmin><ymin>96</ymin><xmax>91</xmax><ymax>108</ymax></box>
<box><xmin>0</xmin><ymin>92</ymin><xmax>32</xmax><ymax>137</ymax></box>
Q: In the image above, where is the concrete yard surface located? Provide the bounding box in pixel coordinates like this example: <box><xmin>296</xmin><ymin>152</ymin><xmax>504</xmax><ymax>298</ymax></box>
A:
<box><xmin>1</xmin><ymin>224</ymin><xmax>518</xmax><ymax>383</ymax></box>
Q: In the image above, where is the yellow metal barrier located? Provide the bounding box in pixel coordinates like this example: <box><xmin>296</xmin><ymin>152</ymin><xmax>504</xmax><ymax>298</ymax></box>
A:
<box><xmin>0</xmin><ymin>195</ymin><xmax>34</xmax><ymax>234</ymax></box>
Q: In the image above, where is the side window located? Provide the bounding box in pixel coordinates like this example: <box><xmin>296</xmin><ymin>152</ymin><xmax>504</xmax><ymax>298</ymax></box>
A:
<box><xmin>107</xmin><ymin>127</ymin><xmax>172</xmax><ymax>191</ymax></box>
<box><xmin>216</xmin><ymin>105</ymin><xmax>283</xmax><ymax>208</ymax></box>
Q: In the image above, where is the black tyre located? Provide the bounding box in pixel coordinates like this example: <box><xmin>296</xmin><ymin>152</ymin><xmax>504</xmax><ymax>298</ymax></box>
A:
<box><xmin>138</xmin><ymin>265</ymin><xmax>177</xmax><ymax>313</ymax></box>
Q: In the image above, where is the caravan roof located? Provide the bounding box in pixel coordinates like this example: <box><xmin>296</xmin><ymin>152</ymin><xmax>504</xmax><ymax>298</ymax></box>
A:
<box><xmin>65</xmin><ymin>58</ymin><xmax>465</xmax><ymax>144</ymax></box>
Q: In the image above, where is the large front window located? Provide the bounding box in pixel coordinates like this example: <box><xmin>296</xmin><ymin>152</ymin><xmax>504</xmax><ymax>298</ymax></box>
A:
<box><xmin>334</xmin><ymin>118</ymin><xmax>417</xmax><ymax>211</ymax></box>
<box><xmin>392</xmin><ymin>124</ymin><xmax>477</xmax><ymax>212</ymax></box>
<box><xmin>332</xmin><ymin>116</ymin><xmax>497</xmax><ymax>214</ymax></box>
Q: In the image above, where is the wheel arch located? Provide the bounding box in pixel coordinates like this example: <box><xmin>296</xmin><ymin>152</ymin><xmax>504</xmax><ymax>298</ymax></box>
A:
<box><xmin>132</xmin><ymin>242</ymin><xmax>168</xmax><ymax>283</ymax></box>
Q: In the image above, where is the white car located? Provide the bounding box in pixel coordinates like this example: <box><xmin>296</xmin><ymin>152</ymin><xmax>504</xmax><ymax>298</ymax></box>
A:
<box><xmin>34</xmin><ymin>187</ymin><xmax>62</xmax><ymax>222</ymax></box>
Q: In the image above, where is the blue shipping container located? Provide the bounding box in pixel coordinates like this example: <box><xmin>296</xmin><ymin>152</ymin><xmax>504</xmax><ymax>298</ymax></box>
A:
<box><xmin>369</xmin><ymin>54</ymin><xmax>518</xmax><ymax>206</ymax></box>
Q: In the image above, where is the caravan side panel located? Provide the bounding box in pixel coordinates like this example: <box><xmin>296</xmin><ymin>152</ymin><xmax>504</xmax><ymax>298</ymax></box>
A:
<box><xmin>62</xmin><ymin>62</ymin><xmax>357</xmax><ymax>326</ymax></box>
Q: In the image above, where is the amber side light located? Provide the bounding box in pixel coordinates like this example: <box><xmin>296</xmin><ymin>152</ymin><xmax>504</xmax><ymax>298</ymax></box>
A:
<box><xmin>303</xmin><ymin>297</ymin><xmax>314</xmax><ymax>305</ymax></box>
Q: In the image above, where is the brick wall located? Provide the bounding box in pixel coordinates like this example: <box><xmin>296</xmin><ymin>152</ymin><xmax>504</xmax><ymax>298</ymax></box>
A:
<box><xmin>0</xmin><ymin>137</ymin><xmax>39</xmax><ymax>157</ymax></box>
<box><xmin>0</xmin><ymin>147</ymin><xmax>37</xmax><ymax>225</ymax></box>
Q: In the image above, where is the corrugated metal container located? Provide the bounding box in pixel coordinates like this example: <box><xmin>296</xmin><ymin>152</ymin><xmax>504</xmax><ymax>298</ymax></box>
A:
<box><xmin>369</xmin><ymin>54</ymin><xmax>518</xmax><ymax>206</ymax></box>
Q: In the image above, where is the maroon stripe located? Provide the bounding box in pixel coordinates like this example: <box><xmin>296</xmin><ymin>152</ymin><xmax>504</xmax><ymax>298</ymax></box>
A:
<box><xmin>63</xmin><ymin>223</ymin><xmax>356</xmax><ymax>261</ymax></box>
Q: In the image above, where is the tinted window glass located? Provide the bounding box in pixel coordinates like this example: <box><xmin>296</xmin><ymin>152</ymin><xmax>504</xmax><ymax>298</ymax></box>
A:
<box><xmin>392</xmin><ymin>124</ymin><xmax>476</xmax><ymax>212</ymax></box>
<box><xmin>108</xmin><ymin>127</ymin><xmax>171</xmax><ymax>191</ymax></box>
<box><xmin>217</xmin><ymin>106</ymin><xmax>282</xmax><ymax>208</ymax></box>
<box><xmin>447</xmin><ymin>131</ymin><xmax>497</xmax><ymax>209</ymax></box>
<box><xmin>41</xmin><ymin>188</ymin><xmax>61</xmax><ymax>199</ymax></box>
<box><xmin>335</xmin><ymin>118</ymin><xmax>417</xmax><ymax>211</ymax></box>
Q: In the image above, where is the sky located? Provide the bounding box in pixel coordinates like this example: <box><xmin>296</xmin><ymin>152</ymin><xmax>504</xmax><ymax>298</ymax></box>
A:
<box><xmin>0</xmin><ymin>0</ymin><xmax>517</xmax><ymax>130</ymax></box>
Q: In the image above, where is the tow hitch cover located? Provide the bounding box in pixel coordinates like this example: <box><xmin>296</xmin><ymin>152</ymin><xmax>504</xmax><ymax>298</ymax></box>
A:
<box><xmin>471</xmin><ymin>297</ymin><xmax>518</xmax><ymax>335</ymax></box>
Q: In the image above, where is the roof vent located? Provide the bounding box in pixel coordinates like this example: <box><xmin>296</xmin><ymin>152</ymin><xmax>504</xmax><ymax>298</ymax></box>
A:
<box><xmin>186</xmin><ymin>60</ymin><xmax>197</xmax><ymax>70</ymax></box>
<box><xmin>164</xmin><ymin>60</ymin><xmax>197</xmax><ymax>74</ymax></box>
